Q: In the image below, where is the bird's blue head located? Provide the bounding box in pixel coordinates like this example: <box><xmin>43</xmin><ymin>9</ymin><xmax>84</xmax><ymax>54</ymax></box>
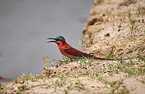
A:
<box><xmin>47</xmin><ymin>36</ymin><xmax>65</xmax><ymax>43</ymax></box>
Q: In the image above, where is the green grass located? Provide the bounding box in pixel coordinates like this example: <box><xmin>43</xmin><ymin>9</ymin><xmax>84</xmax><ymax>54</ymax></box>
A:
<box><xmin>74</xmin><ymin>80</ymin><xmax>86</xmax><ymax>90</ymax></box>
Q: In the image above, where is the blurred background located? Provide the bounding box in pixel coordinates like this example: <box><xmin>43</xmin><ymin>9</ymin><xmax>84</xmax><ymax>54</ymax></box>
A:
<box><xmin>0</xmin><ymin>0</ymin><xmax>93</xmax><ymax>81</ymax></box>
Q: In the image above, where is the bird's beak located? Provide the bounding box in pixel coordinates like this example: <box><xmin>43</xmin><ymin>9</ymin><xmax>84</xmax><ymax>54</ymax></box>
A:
<box><xmin>47</xmin><ymin>38</ymin><xmax>56</xmax><ymax>43</ymax></box>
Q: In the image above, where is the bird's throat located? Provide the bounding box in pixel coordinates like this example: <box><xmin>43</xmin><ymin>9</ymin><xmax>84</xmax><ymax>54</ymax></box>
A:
<box><xmin>55</xmin><ymin>41</ymin><xmax>63</xmax><ymax>46</ymax></box>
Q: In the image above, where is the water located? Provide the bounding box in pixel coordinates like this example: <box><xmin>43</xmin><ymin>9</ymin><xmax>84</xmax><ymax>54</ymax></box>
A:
<box><xmin>0</xmin><ymin>0</ymin><xmax>93</xmax><ymax>80</ymax></box>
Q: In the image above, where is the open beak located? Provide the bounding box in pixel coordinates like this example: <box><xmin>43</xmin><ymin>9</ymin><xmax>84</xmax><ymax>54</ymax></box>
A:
<box><xmin>47</xmin><ymin>38</ymin><xmax>56</xmax><ymax>43</ymax></box>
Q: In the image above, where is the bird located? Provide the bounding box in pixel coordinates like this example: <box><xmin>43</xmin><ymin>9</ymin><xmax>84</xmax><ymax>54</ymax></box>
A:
<box><xmin>47</xmin><ymin>36</ymin><xmax>114</xmax><ymax>60</ymax></box>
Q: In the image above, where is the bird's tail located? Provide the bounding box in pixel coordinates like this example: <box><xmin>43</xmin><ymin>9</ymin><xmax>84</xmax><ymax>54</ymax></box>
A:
<box><xmin>89</xmin><ymin>56</ymin><xmax>117</xmax><ymax>60</ymax></box>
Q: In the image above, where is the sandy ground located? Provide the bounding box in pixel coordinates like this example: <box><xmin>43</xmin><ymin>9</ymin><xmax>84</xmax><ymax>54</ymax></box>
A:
<box><xmin>82</xmin><ymin>0</ymin><xmax>145</xmax><ymax>59</ymax></box>
<box><xmin>0</xmin><ymin>57</ymin><xmax>145</xmax><ymax>94</ymax></box>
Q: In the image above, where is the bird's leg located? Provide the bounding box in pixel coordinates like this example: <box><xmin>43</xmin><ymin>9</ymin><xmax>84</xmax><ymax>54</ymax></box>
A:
<box><xmin>70</xmin><ymin>58</ymin><xmax>73</xmax><ymax>62</ymax></box>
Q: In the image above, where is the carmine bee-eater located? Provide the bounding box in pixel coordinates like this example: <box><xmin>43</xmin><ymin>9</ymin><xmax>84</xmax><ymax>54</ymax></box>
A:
<box><xmin>47</xmin><ymin>36</ymin><xmax>114</xmax><ymax>60</ymax></box>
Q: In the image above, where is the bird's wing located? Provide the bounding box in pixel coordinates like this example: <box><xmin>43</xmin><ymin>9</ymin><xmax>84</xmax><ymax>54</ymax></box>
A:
<box><xmin>63</xmin><ymin>44</ymin><xmax>88</xmax><ymax>57</ymax></box>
